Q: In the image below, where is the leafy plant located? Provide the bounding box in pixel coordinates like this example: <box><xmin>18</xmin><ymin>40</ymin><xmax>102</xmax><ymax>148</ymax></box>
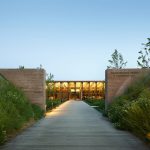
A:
<box><xmin>19</xmin><ymin>66</ymin><xmax>25</xmax><ymax>69</ymax></box>
<box><xmin>85</xmin><ymin>99</ymin><xmax>105</xmax><ymax>112</ymax></box>
<box><xmin>46</xmin><ymin>73</ymin><xmax>54</xmax><ymax>99</ymax></box>
<box><xmin>46</xmin><ymin>73</ymin><xmax>54</xmax><ymax>84</ymax></box>
<box><xmin>137</xmin><ymin>38</ymin><xmax>150</xmax><ymax>68</ymax></box>
<box><xmin>0</xmin><ymin>74</ymin><xmax>44</xmax><ymax>145</ymax></box>
<box><xmin>46</xmin><ymin>99</ymin><xmax>62</xmax><ymax>111</ymax></box>
<box><xmin>107</xmin><ymin>73</ymin><xmax>150</xmax><ymax>140</ymax></box>
<box><xmin>32</xmin><ymin>104</ymin><xmax>44</xmax><ymax>120</ymax></box>
<box><xmin>0</xmin><ymin>125</ymin><xmax>6</xmax><ymax>145</ymax></box>
<box><xmin>107</xmin><ymin>96</ymin><xmax>129</xmax><ymax>129</ymax></box>
<box><xmin>107</xmin><ymin>49</ymin><xmax>127</xmax><ymax>69</ymax></box>
<box><xmin>123</xmin><ymin>94</ymin><xmax>150</xmax><ymax>137</ymax></box>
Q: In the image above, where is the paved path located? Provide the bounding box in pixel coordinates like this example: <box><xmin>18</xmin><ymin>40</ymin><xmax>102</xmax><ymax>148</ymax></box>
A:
<box><xmin>1</xmin><ymin>100</ymin><xmax>149</xmax><ymax>150</ymax></box>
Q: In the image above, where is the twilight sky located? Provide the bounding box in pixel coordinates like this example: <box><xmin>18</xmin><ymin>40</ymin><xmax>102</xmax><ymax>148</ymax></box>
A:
<box><xmin>0</xmin><ymin>0</ymin><xmax>150</xmax><ymax>80</ymax></box>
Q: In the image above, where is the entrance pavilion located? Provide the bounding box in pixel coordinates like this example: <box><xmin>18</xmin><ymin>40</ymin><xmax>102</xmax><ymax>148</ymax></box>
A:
<box><xmin>47</xmin><ymin>81</ymin><xmax>105</xmax><ymax>100</ymax></box>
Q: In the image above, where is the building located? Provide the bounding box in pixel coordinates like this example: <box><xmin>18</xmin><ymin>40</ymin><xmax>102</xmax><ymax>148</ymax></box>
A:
<box><xmin>47</xmin><ymin>81</ymin><xmax>105</xmax><ymax>100</ymax></box>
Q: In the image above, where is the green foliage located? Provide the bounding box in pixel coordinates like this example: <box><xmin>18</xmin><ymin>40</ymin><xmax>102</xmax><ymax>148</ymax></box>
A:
<box><xmin>46</xmin><ymin>99</ymin><xmax>62</xmax><ymax>111</ymax></box>
<box><xmin>107</xmin><ymin>73</ymin><xmax>150</xmax><ymax>140</ymax></box>
<box><xmin>123</xmin><ymin>95</ymin><xmax>150</xmax><ymax>137</ymax></box>
<box><xmin>18</xmin><ymin>66</ymin><xmax>25</xmax><ymax>69</ymax></box>
<box><xmin>0</xmin><ymin>75</ymin><xmax>44</xmax><ymax>145</ymax></box>
<box><xmin>137</xmin><ymin>38</ymin><xmax>150</xmax><ymax>68</ymax></box>
<box><xmin>107</xmin><ymin>96</ymin><xmax>129</xmax><ymax>129</ymax></box>
<box><xmin>107</xmin><ymin>49</ymin><xmax>127</xmax><ymax>69</ymax></box>
<box><xmin>46</xmin><ymin>73</ymin><xmax>54</xmax><ymax>85</ymax></box>
<box><xmin>0</xmin><ymin>125</ymin><xmax>6</xmax><ymax>145</ymax></box>
<box><xmin>85</xmin><ymin>99</ymin><xmax>105</xmax><ymax>112</ymax></box>
<box><xmin>46</xmin><ymin>73</ymin><xmax>54</xmax><ymax>99</ymax></box>
<box><xmin>31</xmin><ymin>104</ymin><xmax>44</xmax><ymax>120</ymax></box>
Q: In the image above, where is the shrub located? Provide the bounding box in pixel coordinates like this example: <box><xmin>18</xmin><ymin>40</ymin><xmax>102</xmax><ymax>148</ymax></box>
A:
<box><xmin>0</xmin><ymin>125</ymin><xmax>6</xmax><ymax>145</ymax></box>
<box><xmin>123</xmin><ymin>89</ymin><xmax>150</xmax><ymax>138</ymax></box>
<box><xmin>0</xmin><ymin>76</ymin><xmax>34</xmax><ymax>123</ymax></box>
<box><xmin>107</xmin><ymin>97</ymin><xmax>126</xmax><ymax>128</ymax></box>
<box><xmin>32</xmin><ymin>104</ymin><xmax>44</xmax><ymax>120</ymax></box>
<box><xmin>85</xmin><ymin>99</ymin><xmax>105</xmax><ymax>112</ymax></box>
<box><xmin>0</xmin><ymin>75</ymin><xmax>44</xmax><ymax>145</ymax></box>
<box><xmin>46</xmin><ymin>99</ymin><xmax>62</xmax><ymax>111</ymax></box>
<box><xmin>98</xmin><ymin>99</ymin><xmax>105</xmax><ymax>111</ymax></box>
<box><xmin>107</xmin><ymin>73</ymin><xmax>150</xmax><ymax>140</ymax></box>
<box><xmin>0</xmin><ymin>100</ymin><xmax>23</xmax><ymax>132</ymax></box>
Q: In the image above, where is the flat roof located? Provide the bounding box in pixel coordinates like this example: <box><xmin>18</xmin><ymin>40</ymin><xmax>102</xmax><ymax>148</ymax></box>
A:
<box><xmin>52</xmin><ymin>80</ymin><xmax>105</xmax><ymax>82</ymax></box>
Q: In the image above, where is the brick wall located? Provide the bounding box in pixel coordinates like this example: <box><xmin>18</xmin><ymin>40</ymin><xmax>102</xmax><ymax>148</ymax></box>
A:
<box><xmin>0</xmin><ymin>69</ymin><xmax>46</xmax><ymax>111</ymax></box>
<box><xmin>105</xmin><ymin>69</ymin><xmax>150</xmax><ymax>107</ymax></box>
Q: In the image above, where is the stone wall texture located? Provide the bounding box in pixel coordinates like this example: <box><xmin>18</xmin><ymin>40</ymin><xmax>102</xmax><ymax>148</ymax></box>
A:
<box><xmin>105</xmin><ymin>68</ymin><xmax>150</xmax><ymax>106</ymax></box>
<box><xmin>0</xmin><ymin>69</ymin><xmax>46</xmax><ymax>110</ymax></box>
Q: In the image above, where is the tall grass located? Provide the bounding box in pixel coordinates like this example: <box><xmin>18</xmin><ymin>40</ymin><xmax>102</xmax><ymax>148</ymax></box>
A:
<box><xmin>0</xmin><ymin>75</ymin><xmax>44</xmax><ymax>145</ymax></box>
<box><xmin>107</xmin><ymin>73</ymin><xmax>150</xmax><ymax>141</ymax></box>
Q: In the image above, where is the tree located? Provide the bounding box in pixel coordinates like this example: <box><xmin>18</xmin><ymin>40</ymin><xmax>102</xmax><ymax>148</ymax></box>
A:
<box><xmin>46</xmin><ymin>73</ymin><xmax>54</xmax><ymax>85</ymax></box>
<box><xmin>19</xmin><ymin>65</ymin><xmax>25</xmax><ymax>69</ymax></box>
<box><xmin>137</xmin><ymin>38</ymin><xmax>150</xmax><ymax>68</ymax></box>
<box><xmin>46</xmin><ymin>73</ymin><xmax>54</xmax><ymax>99</ymax></box>
<box><xmin>107</xmin><ymin>49</ymin><xmax>127</xmax><ymax>69</ymax></box>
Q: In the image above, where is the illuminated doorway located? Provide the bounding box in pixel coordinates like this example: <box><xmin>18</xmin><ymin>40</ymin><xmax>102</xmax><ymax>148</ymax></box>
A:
<box><xmin>70</xmin><ymin>89</ymin><xmax>80</xmax><ymax>100</ymax></box>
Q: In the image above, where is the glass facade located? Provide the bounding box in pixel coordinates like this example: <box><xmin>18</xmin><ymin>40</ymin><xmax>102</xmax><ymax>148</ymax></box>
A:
<box><xmin>47</xmin><ymin>81</ymin><xmax>105</xmax><ymax>100</ymax></box>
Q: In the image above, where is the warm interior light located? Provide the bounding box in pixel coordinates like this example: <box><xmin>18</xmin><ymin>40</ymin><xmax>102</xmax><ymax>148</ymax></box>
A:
<box><xmin>71</xmin><ymin>89</ymin><xmax>75</xmax><ymax>92</ymax></box>
<box><xmin>76</xmin><ymin>89</ymin><xmax>80</xmax><ymax>92</ymax></box>
<box><xmin>47</xmin><ymin>81</ymin><xmax>105</xmax><ymax>99</ymax></box>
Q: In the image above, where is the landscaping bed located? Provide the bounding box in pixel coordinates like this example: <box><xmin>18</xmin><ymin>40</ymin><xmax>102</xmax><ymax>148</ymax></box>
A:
<box><xmin>84</xmin><ymin>98</ymin><xmax>105</xmax><ymax>113</ymax></box>
<box><xmin>106</xmin><ymin>73</ymin><xmax>150</xmax><ymax>143</ymax></box>
<box><xmin>46</xmin><ymin>99</ymin><xmax>63</xmax><ymax>111</ymax></box>
<box><xmin>0</xmin><ymin>75</ymin><xmax>44</xmax><ymax>145</ymax></box>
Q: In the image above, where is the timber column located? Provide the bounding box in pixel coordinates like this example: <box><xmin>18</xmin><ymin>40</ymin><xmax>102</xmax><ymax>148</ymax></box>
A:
<box><xmin>88</xmin><ymin>82</ymin><xmax>90</xmax><ymax>98</ymax></box>
<box><xmin>95</xmin><ymin>82</ymin><xmax>97</xmax><ymax>98</ymax></box>
<box><xmin>75</xmin><ymin>82</ymin><xmax>76</xmax><ymax>99</ymax></box>
<box><xmin>81</xmin><ymin>82</ymin><xmax>83</xmax><ymax>100</ymax></box>
<box><xmin>68</xmin><ymin>82</ymin><xmax>70</xmax><ymax>100</ymax></box>
<box><xmin>60</xmin><ymin>82</ymin><xmax>63</xmax><ymax>100</ymax></box>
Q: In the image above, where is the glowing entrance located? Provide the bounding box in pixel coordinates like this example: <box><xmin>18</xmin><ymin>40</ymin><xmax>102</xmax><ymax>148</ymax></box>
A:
<box><xmin>47</xmin><ymin>81</ymin><xmax>105</xmax><ymax>100</ymax></box>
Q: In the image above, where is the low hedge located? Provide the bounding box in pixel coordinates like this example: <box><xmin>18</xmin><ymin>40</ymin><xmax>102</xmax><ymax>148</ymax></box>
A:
<box><xmin>85</xmin><ymin>99</ymin><xmax>105</xmax><ymax>112</ymax></box>
<box><xmin>46</xmin><ymin>99</ymin><xmax>62</xmax><ymax>111</ymax></box>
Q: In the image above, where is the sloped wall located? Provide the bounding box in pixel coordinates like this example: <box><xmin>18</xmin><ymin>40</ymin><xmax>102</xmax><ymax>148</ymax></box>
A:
<box><xmin>105</xmin><ymin>69</ymin><xmax>150</xmax><ymax>107</ymax></box>
<box><xmin>0</xmin><ymin>69</ymin><xmax>46</xmax><ymax>111</ymax></box>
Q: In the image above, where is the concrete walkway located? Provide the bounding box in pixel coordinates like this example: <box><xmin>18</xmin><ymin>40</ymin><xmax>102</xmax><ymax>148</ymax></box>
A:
<box><xmin>1</xmin><ymin>100</ymin><xmax>149</xmax><ymax>150</ymax></box>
